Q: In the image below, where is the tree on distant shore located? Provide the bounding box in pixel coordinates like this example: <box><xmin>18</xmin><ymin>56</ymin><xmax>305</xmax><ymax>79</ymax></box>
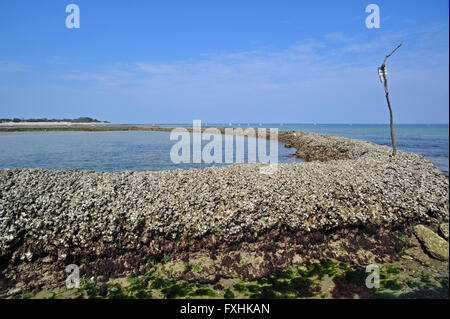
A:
<box><xmin>0</xmin><ymin>117</ymin><xmax>103</xmax><ymax>123</ymax></box>
<box><xmin>378</xmin><ymin>43</ymin><xmax>402</xmax><ymax>156</ymax></box>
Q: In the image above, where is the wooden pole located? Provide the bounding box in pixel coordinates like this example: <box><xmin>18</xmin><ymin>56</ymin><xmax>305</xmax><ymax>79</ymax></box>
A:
<box><xmin>378</xmin><ymin>42</ymin><xmax>402</xmax><ymax>156</ymax></box>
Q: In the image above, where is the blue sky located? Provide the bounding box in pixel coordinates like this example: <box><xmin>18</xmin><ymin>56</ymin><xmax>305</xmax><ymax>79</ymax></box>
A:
<box><xmin>0</xmin><ymin>0</ymin><xmax>448</xmax><ymax>123</ymax></box>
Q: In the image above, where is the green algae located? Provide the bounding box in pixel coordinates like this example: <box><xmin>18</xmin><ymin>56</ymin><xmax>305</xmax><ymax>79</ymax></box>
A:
<box><xmin>383</xmin><ymin>279</ymin><xmax>403</xmax><ymax>291</ymax></box>
<box><xmin>241</xmin><ymin>267</ymin><xmax>320</xmax><ymax>299</ymax></box>
<box><xmin>384</xmin><ymin>265</ymin><xmax>402</xmax><ymax>275</ymax></box>
<box><xmin>192</xmin><ymin>263</ymin><xmax>203</xmax><ymax>272</ymax></box>
<box><xmin>126</xmin><ymin>277</ymin><xmax>152</xmax><ymax>298</ymax></box>
<box><xmin>12</xmin><ymin>256</ymin><xmax>447</xmax><ymax>299</ymax></box>
<box><xmin>107</xmin><ymin>283</ymin><xmax>128</xmax><ymax>299</ymax></box>
<box><xmin>162</xmin><ymin>282</ymin><xmax>194</xmax><ymax>298</ymax></box>
<box><xmin>224</xmin><ymin>289</ymin><xmax>235</xmax><ymax>299</ymax></box>
<box><xmin>299</xmin><ymin>258</ymin><xmax>338</xmax><ymax>279</ymax></box>
<box><xmin>232</xmin><ymin>283</ymin><xmax>246</xmax><ymax>292</ymax></box>
<box><xmin>190</xmin><ymin>288</ymin><xmax>216</xmax><ymax>297</ymax></box>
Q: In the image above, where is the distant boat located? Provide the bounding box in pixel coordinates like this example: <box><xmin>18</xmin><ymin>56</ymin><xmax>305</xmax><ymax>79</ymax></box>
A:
<box><xmin>229</xmin><ymin>122</ymin><xmax>232</xmax><ymax>126</ymax></box>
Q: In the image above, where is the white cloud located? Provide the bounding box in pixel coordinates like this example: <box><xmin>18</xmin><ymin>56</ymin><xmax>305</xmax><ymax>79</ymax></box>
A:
<box><xmin>45</xmin><ymin>26</ymin><xmax>448</xmax><ymax>123</ymax></box>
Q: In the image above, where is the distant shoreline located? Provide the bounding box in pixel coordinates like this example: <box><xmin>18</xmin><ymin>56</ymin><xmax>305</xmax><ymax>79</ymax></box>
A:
<box><xmin>0</xmin><ymin>123</ymin><xmax>209</xmax><ymax>133</ymax></box>
<box><xmin>0</xmin><ymin>122</ymin><xmax>187</xmax><ymax>130</ymax></box>
<box><xmin>0</xmin><ymin>121</ymin><xmax>110</xmax><ymax>127</ymax></box>
<box><xmin>0</xmin><ymin>121</ymin><xmax>448</xmax><ymax>132</ymax></box>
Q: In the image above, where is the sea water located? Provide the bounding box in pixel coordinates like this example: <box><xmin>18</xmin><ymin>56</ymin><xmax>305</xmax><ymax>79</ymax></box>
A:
<box><xmin>0</xmin><ymin>124</ymin><xmax>447</xmax><ymax>176</ymax></box>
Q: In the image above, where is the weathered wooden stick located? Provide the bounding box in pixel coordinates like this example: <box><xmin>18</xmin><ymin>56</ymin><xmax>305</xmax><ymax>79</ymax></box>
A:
<box><xmin>378</xmin><ymin>42</ymin><xmax>402</xmax><ymax>156</ymax></box>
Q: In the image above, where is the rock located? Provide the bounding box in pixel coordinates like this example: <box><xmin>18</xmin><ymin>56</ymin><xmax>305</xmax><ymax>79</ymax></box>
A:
<box><xmin>42</xmin><ymin>256</ymin><xmax>54</xmax><ymax>263</ymax></box>
<box><xmin>141</xmin><ymin>233</ymin><xmax>150</xmax><ymax>245</ymax></box>
<box><xmin>413</xmin><ymin>225</ymin><xmax>449</xmax><ymax>261</ymax></box>
<box><xmin>292</xmin><ymin>254</ymin><xmax>303</xmax><ymax>265</ymax></box>
<box><xmin>439</xmin><ymin>223</ymin><xmax>449</xmax><ymax>240</ymax></box>
<box><xmin>7</xmin><ymin>287</ymin><xmax>22</xmax><ymax>297</ymax></box>
<box><xmin>25</xmin><ymin>251</ymin><xmax>33</xmax><ymax>262</ymax></box>
<box><xmin>57</xmin><ymin>249</ymin><xmax>68</xmax><ymax>261</ymax></box>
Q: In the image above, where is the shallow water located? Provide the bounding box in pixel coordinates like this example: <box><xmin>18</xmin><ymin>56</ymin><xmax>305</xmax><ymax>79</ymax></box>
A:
<box><xmin>0</xmin><ymin>130</ymin><xmax>299</xmax><ymax>172</ymax></box>
<box><xmin>0</xmin><ymin>124</ymin><xmax>448</xmax><ymax>176</ymax></box>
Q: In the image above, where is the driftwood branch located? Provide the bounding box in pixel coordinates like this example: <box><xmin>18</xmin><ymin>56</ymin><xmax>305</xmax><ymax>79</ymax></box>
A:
<box><xmin>381</xmin><ymin>42</ymin><xmax>402</xmax><ymax>68</ymax></box>
<box><xmin>378</xmin><ymin>42</ymin><xmax>402</xmax><ymax>156</ymax></box>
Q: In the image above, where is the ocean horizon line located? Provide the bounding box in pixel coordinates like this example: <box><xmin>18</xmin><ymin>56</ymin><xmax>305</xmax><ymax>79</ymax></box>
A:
<box><xmin>103</xmin><ymin>122</ymin><xmax>450</xmax><ymax>126</ymax></box>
